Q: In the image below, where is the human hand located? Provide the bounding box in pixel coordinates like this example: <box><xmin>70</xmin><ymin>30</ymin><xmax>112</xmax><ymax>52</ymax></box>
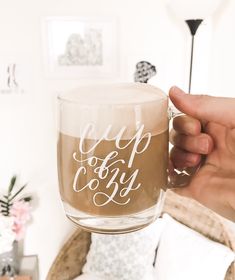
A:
<box><xmin>169</xmin><ymin>86</ymin><xmax>235</xmax><ymax>222</ymax></box>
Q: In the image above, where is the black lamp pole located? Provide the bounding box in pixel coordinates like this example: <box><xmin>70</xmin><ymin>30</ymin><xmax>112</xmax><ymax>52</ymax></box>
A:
<box><xmin>185</xmin><ymin>19</ymin><xmax>203</xmax><ymax>93</ymax></box>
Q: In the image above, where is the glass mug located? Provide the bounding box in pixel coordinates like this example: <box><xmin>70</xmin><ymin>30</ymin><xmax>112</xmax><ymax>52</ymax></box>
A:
<box><xmin>57</xmin><ymin>83</ymin><xmax>169</xmax><ymax>234</ymax></box>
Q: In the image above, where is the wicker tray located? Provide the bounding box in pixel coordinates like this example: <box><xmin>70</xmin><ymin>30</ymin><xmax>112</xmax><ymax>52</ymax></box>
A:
<box><xmin>47</xmin><ymin>190</ymin><xmax>235</xmax><ymax>280</ymax></box>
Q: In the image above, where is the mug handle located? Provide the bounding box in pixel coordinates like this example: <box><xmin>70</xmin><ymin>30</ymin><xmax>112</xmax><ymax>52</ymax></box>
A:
<box><xmin>167</xmin><ymin>106</ymin><xmax>200</xmax><ymax>188</ymax></box>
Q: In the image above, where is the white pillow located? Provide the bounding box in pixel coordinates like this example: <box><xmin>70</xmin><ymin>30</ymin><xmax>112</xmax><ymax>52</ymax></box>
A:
<box><xmin>154</xmin><ymin>214</ymin><xmax>235</xmax><ymax>280</ymax></box>
<box><xmin>82</xmin><ymin>219</ymin><xmax>166</xmax><ymax>280</ymax></box>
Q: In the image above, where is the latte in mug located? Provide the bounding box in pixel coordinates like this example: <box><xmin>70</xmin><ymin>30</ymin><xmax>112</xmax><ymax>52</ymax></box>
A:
<box><xmin>57</xmin><ymin>83</ymin><xmax>168</xmax><ymax>233</ymax></box>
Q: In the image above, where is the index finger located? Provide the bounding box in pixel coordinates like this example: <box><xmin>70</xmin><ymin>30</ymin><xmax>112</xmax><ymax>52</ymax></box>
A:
<box><xmin>173</xmin><ymin>115</ymin><xmax>202</xmax><ymax>136</ymax></box>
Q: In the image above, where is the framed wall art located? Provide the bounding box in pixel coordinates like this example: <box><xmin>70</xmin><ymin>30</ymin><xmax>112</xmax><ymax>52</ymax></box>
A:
<box><xmin>42</xmin><ymin>17</ymin><xmax>118</xmax><ymax>79</ymax></box>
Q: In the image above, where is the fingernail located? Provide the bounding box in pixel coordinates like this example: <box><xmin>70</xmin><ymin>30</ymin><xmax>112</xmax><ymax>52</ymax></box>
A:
<box><xmin>171</xmin><ymin>86</ymin><xmax>186</xmax><ymax>96</ymax></box>
<box><xmin>199</xmin><ymin>139</ymin><xmax>209</xmax><ymax>154</ymax></box>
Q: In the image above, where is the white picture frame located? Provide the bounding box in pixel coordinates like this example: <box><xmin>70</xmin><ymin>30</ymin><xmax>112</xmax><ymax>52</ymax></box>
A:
<box><xmin>42</xmin><ymin>17</ymin><xmax>118</xmax><ymax>79</ymax></box>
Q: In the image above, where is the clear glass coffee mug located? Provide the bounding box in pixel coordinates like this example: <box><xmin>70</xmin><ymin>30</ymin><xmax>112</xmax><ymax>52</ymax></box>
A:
<box><xmin>57</xmin><ymin>83</ymin><xmax>173</xmax><ymax>234</ymax></box>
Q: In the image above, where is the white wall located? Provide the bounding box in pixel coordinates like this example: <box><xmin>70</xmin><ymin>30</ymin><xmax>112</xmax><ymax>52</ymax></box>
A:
<box><xmin>0</xmin><ymin>0</ymin><xmax>234</xmax><ymax>279</ymax></box>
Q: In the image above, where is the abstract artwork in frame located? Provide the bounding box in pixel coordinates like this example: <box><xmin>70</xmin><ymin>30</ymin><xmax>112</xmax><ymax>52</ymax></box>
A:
<box><xmin>42</xmin><ymin>17</ymin><xmax>118</xmax><ymax>79</ymax></box>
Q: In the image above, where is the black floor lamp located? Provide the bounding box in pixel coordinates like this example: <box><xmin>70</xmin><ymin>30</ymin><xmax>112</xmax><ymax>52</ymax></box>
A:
<box><xmin>185</xmin><ymin>19</ymin><xmax>203</xmax><ymax>93</ymax></box>
<box><xmin>165</xmin><ymin>0</ymin><xmax>223</xmax><ymax>93</ymax></box>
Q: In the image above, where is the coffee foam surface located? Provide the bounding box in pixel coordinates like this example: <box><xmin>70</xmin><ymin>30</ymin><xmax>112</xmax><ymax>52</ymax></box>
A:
<box><xmin>58</xmin><ymin>83</ymin><xmax>168</xmax><ymax>139</ymax></box>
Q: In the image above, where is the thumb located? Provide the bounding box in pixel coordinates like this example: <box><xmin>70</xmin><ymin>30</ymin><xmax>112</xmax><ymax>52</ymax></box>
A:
<box><xmin>169</xmin><ymin>87</ymin><xmax>235</xmax><ymax>128</ymax></box>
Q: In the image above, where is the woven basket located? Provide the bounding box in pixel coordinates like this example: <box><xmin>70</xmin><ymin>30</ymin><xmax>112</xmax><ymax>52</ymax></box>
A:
<box><xmin>47</xmin><ymin>190</ymin><xmax>235</xmax><ymax>280</ymax></box>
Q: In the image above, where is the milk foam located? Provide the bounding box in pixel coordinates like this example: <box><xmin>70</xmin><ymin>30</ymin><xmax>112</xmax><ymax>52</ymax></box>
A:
<box><xmin>58</xmin><ymin>83</ymin><xmax>168</xmax><ymax>139</ymax></box>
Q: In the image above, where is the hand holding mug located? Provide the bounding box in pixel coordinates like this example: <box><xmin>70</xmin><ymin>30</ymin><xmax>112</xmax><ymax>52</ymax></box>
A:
<box><xmin>169</xmin><ymin>87</ymin><xmax>235</xmax><ymax>222</ymax></box>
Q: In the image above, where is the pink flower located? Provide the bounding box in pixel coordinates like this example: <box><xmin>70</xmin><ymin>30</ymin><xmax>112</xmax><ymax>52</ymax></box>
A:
<box><xmin>10</xmin><ymin>201</ymin><xmax>31</xmax><ymax>241</ymax></box>
<box><xmin>10</xmin><ymin>200</ymin><xmax>31</xmax><ymax>224</ymax></box>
